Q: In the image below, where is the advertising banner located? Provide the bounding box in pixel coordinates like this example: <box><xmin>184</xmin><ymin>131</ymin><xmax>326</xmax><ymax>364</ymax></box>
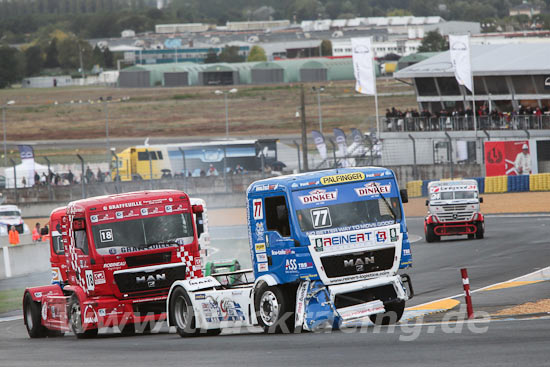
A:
<box><xmin>485</xmin><ymin>140</ymin><xmax>536</xmax><ymax>176</ymax></box>
<box><xmin>351</xmin><ymin>37</ymin><xmax>376</xmax><ymax>95</ymax></box>
<box><xmin>311</xmin><ymin>130</ymin><xmax>327</xmax><ymax>160</ymax></box>
<box><xmin>449</xmin><ymin>35</ymin><xmax>473</xmax><ymax>93</ymax></box>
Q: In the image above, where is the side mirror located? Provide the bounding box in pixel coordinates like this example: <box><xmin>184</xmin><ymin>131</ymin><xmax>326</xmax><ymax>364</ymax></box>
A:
<box><xmin>425</xmin><ymin>199</ymin><xmax>429</xmax><ymax>206</ymax></box>
<box><xmin>479</xmin><ymin>197</ymin><xmax>483</xmax><ymax>203</ymax></box>
<box><xmin>400</xmin><ymin>189</ymin><xmax>408</xmax><ymax>204</ymax></box>
<box><xmin>192</xmin><ymin>204</ymin><xmax>204</xmax><ymax>214</ymax></box>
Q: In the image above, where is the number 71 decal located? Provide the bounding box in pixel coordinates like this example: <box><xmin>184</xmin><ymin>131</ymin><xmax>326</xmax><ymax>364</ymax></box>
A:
<box><xmin>310</xmin><ymin>207</ymin><xmax>331</xmax><ymax>229</ymax></box>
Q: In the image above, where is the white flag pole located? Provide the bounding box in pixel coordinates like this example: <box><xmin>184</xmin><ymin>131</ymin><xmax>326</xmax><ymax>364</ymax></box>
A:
<box><xmin>470</xmin><ymin>37</ymin><xmax>477</xmax><ymax>136</ymax></box>
<box><xmin>373</xmin><ymin>61</ymin><xmax>380</xmax><ymax>138</ymax></box>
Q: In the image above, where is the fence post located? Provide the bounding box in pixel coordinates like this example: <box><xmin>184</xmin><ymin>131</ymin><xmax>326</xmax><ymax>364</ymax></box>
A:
<box><xmin>293</xmin><ymin>140</ymin><xmax>301</xmax><ymax>173</ymax></box>
<box><xmin>328</xmin><ymin>138</ymin><xmax>337</xmax><ymax>168</ymax></box>
<box><xmin>408</xmin><ymin>134</ymin><xmax>418</xmax><ymax>180</ymax></box>
<box><xmin>110</xmin><ymin>151</ymin><xmax>120</xmax><ymax>194</ymax></box>
<box><xmin>223</xmin><ymin>146</ymin><xmax>228</xmax><ymax>192</ymax></box>
<box><xmin>44</xmin><ymin>156</ymin><xmax>53</xmax><ymax>200</ymax></box>
<box><xmin>178</xmin><ymin>148</ymin><xmax>187</xmax><ymax>192</ymax></box>
<box><xmin>9</xmin><ymin>158</ymin><xmax>17</xmax><ymax>204</ymax></box>
<box><xmin>444</xmin><ymin>132</ymin><xmax>454</xmax><ymax>179</ymax></box>
<box><xmin>76</xmin><ymin>154</ymin><xmax>85</xmax><ymax>199</ymax></box>
<box><xmin>146</xmin><ymin>149</ymin><xmax>153</xmax><ymax>190</ymax></box>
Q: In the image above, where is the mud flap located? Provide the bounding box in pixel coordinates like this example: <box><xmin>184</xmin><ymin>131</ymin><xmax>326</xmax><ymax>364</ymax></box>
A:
<box><xmin>298</xmin><ymin>281</ymin><xmax>340</xmax><ymax>331</ymax></box>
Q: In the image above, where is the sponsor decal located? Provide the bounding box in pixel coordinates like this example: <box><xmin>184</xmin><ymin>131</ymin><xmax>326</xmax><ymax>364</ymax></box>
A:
<box><xmin>41</xmin><ymin>303</ymin><xmax>48</xmax><ymax>320</ymax></box>
<box><xmin>256</xmin><ymin>253</ymin><xmax>268</xmax><ymax>262</ymax></box>
<box><xmin>299</xmin><ymin>181</ymin><xmax>318</xmax><ymax>187</ymax></box>
<box><xmin>376</xmin><ymin>231</ymin><xmax>387</xmax><ymax>242</ymax></box>
<box><xmin>255</xmin><ymin>184</ymin><xmax>279</xmax><ymax>192</ymax></box>
<box><xmin>314</xmin><ymin>238</ymin><xmax>324</xmax><ymax>252</ymax></box>
<box><xmin>98</xmin><ymin>214</ymin><xmax>114</xmax><ymax>222</ymax></box>
<box><xmin>298</xmin><ymin>189</ymin><xmax>338</xmax><ymax>205</ymax></box>
<box><xmin>99</xmin><ymin>229</ymin><xmax>113</xmax><ymax>242</ymax></box>
<box><xmin>255</xmin><ymin>222</ymin><xmax>265</xmax><ymax>241</ymax></box>
<box><xmin>389</xmin><ymin>228</ymin><xmax>398</xmax><ymax>242</ymax></box>
<box><xmin>108</xmin><ymin>201</ymin><xmax>143</xmax><ymax>210</ymax></box>
<box><xmin>194</xmin><ymin>258</ymin><xmax>202</xmax><ymax>267</ymax></box>
<box><xmin>98</xmin><ymin>308</ymin><xmax>106</xmax><ymax>317</ymax></box>
<box><xmin>90</xmin><ymin>215</ymin><xmax>98</xmax><ymax>223</ymax></box>
<box><xmin>321</xmin><ymin>232</ymin><xmax>372</xmax><ymax>248</ymax></box>
<box><xmin>108</xmin><ymin>248</ymin><xmax>117</xmax><ymax>255</ymax></box>
<box><xmin>119</xmin><ymin>243</ymin><xmax>177</xmax><ymax>253</ymax></box>
<box><xmin>165</xmin><ymin>205</ymin><xmax>173</xmax><ymax>213</ymax></box>
<box><xmin>34</xmin><ymin>292</ymin><xmax>43</xmax><ymax>298</ymax></box>
<box><xmin>298</xmin><ymin>261</ymin><xmax>314</xmax><ymax>270</ymax></box>
<box><xmin>116</xmin><ymin>211</ymin><xmax>123</xmax><ymax>219</ymax></box>
<box><xmin>430</xmin><ymin>184</ymin><xmax>477</xmax><ymax>193</ymax></box>
<box><xmin>140</xmin><ymin>208</ymin><xmax>148</xmax><ymax>216</ymax></box>
<box><xmin>51</xmin><ymin>267</ymin><xmax>62</xmax><ymax>283</ymax></box>
<box><xmin>93</xmin><ymin>271</ymin><xmax>106</xmax><ymax>285</ymax></box>
<box><xmin>271</xmin><ymin>249</ymin><xmax>294</xmax><ymax>256</ymax></box>
<box><xmin>255</xmin><ymin>243</ymin><xmax>266</xmax><ymax>253</ymax></box>
<box><xmin>257</xmin><ymin>263</ymin><xmax>268</xmax><ymax>272</ymax></box>
<box><xmin>195</xmin><ymin>293</ymin><xmax>206</xmax><ymax>300</ymax></box>
<box><xmin>354</xmin><ymin>182</ymin><xmax>391</xmax><ymax>197</ymax></box>
<box><xmin>403</xmin><ymin>248</ymin><xmax>411</xmax><ymax>255</ymax></box>
<box><xmin>320</xmin><ymin>172</ymin><xmax>365</xmax><ymax>185</ymax></box>
<box><xmin>83</xmin><ymin>305</ymin><xmax>98</xmax><ymax>324</ymax></box>
<box><xmin>285</xmin><ymin>259</ymin><xmax>297</xmax><ymax>272</ymax></box>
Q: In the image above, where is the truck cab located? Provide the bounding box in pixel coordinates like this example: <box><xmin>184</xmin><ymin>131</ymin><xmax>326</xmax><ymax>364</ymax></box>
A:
<box><xmin>23</xmin><ymin>190</ymin><xmax>205</xmax><ymax>338</ymax></box>
<box><xmin>424</xmin><ymin>179</ymin><xmax>484</xmax><ymax>242</ymax></box>
<box><xmin>167</xmin><ymin>167</ymin><xmax>413</xmax><ymax>336</ymax></box>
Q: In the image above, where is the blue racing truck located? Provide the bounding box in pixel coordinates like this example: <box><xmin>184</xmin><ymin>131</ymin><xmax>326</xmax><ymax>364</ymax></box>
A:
<box><xmin>167</xmin><ymin>167</ymin><xmax>413</xmax><ymax>336</ymax></box>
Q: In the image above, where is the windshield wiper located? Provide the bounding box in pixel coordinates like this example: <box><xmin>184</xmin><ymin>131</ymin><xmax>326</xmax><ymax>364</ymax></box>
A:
<box><xmin>372</xmin><ymin>183</ymin><xmax>397</xmax><ymax>224</ymax></box>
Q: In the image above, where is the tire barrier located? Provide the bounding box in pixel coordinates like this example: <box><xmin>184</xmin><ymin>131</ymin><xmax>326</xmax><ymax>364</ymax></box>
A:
<box><xmin>407</xmin><ymin>173</ymin><xmax>549</xmax><ymax>197</ymax></box>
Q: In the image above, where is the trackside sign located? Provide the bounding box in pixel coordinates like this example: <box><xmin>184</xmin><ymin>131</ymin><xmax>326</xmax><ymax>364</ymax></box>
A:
<box><xmin>321</xmin><ymin>172</ymin><xmax>365</xmax><ymax>185</ymax></box>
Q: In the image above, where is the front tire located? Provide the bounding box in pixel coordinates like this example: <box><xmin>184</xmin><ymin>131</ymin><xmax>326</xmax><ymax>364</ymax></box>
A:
<box><xmin>369</xmin><ymin>300</ymin><xmax>405</xmax><ymax>325</ymax></box>
<box><xmin>170</xmin><ymin>287</ymin><xmax>201</xmax><ymax>337</ymax></box>
<box><xmin>425</xmin><ymin>224</ymin><xmax>439</xmax><ymax>243</ymax></box>
<box><xmin>23</xmin><ymin>292</ymin><xmax>47</xmax><ymax>338</ymax></box>
<box><xmin>255</xmin><ymin>284</ymin><xmax>293</xmax><ymax>334</ymax></box>
<box><xmin>476</xmin><ymin>222</ymin><xmax>485</xmax><ymax>239</ymax></box>
<box><xmin>68</xmin><ymin>295</ymin><xmax>98</xmax><ymax>339</ymax></box>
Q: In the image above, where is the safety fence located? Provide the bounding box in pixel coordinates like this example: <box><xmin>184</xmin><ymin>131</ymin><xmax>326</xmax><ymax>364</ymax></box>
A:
<box><xmin>406</xmin><ymin>173</ymin><xmax>550</xmax><ymax>197</ymax></box>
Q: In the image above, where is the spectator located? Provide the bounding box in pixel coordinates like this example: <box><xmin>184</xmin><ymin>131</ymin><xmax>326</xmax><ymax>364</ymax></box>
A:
<box><xmin>85</xmin><ymin>166</ymin><xmax>94</xmax><ymax>183</ymax></box>
<box><xmin>32</xmin><ymin>223</ymin><xmax>41</xmax><ymax>242</ymax></box>
<box><xmin>40</xmin><ymin>224</ymin><xmax>49</xmax><ymax>236</ymax></box>
<box><xmin>40</xmin><ymin>173</ymin><xmax>47</xmax><ymax>185</ymax></box>
<box><xmin>67</xmin><ymin>169</ymin><xmax>74</xmax><ymax>184</ymax></box>
<box><xmin>207</xmin><ymin>164</ymin><xmax>218</xmax><ymax>176</ymax></box>
<box><xmin>96</xmin><ymin>168</ymin><xmax>104</xmax><ymax>183</ymax></box>
<box><xmin>22</xmin><ymin>176</ymin><xmax>26</xmax><ymax>187</ymax></box>
<box><xmin>9</xmin><ymin>226</ymin><xmax>20</xmax><ymax>245</ymax></box>
<box><xmin>34</xmin><ymin>171</ymin><xmax>40</xmax><ymax>185</ymax></box>
<box><xmin>54</xmin><ymin>173</ymin><xmax>61</xmax><ymax>185</ymax></box>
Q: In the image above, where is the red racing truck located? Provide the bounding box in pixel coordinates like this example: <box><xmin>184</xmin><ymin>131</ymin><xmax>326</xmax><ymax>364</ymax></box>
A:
<box><xmin>23</xmin><ymin>190</ymin><xmax>205</xmax><ymax>338</ymax></box>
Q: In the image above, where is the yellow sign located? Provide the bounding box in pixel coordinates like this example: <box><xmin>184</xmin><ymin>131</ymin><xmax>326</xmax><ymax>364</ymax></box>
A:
<box><xmin>255</xmin><ymin>243</ymin><xmax>266</xmax><ymax>253</ymax></box>
<box><xmin>321</xmin><ymin>172</ymin><xmax>365</xmax><ymax>185</ymax></box>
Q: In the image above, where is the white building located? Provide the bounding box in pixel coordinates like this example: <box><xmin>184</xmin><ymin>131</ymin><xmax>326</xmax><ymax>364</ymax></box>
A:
<box><xmin>155</xmin><ymin>23</ymin><xmax>210</xmax><ymax>34</ymax></box>
<box><xmin>332</xmin><ymin>39</ymin><xmax>422</xmax><ymax>58</ymax></box>
<box><xmin>225</xmin><ymin>20</ymin><xmax>291</xmax><ymax>31</ymax></box>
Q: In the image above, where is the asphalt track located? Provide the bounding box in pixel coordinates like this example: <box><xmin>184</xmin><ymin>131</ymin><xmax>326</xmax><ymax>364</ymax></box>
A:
<box><xmin>1</xmin><ymin>214</ymin><xmax>549</xmax><ymax>366</ymax></box>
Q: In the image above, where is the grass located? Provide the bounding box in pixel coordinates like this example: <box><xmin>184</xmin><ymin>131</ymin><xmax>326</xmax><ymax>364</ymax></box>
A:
<box><xmin>0</xmin><ymin>288</ymin><xmax>24</xmax><ymax>314</ymax></box>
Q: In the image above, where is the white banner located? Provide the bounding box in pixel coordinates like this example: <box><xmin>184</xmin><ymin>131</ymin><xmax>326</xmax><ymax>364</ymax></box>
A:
<box><xmin>449</xmin><ymin>34</ymin><xmax>473</xmax><ymax>92</ymax></box>
<box><xmin>351</xmin><ymin>37</ymin><xmax>376</xmax><ymax>95</ymax></box>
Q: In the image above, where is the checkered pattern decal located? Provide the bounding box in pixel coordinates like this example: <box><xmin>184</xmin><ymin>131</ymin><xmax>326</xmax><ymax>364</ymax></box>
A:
<box><xmin>176</xmin><ymin>244</ymin><xmax>202</xmax><ymax>279</ymax></box>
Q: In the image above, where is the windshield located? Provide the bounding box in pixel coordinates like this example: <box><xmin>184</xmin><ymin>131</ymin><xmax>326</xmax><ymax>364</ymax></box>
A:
<box><xmin>438</xmin><ymin>191</ymin><xmax>477</xmax><ymax>200</ymax></box>
<box><xmin>296</xmin><ymin>197</ymin><xmax>402</xmax><ymax>232</ymax></box>
<box><xmin>0</xmin><ymin>211</ymin><xmax>20</xmax><ymax>216</ymax></box>
<box><xmin>92</xmin><ymin>213</ymin><xmax>194</xmax><ymax>255</ymax></box>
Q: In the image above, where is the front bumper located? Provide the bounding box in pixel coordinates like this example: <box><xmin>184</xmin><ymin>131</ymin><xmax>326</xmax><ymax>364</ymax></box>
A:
<box><xmin>433</xmin><ymin>221</ymin><xmax>480</xmax><ymax>236</ymax></box>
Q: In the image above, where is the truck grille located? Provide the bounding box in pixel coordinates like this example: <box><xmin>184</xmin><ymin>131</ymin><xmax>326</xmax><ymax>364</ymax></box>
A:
<box><xmin>321</xmin><ymin>248</ymin><xmax>395</xmax><ymax>279</ymax></box>
<box><xmin>114</xmin><ymin>264</ymin><xmax>186</xmax><ymax>298</ymax></box>
<box><xmin>125</xmin><ymin>252</ymin><xmax>173</xmax><ymax>268</ymax></box>
<box><xmin>436</xmin><ymin>205</ymin><xmax>474</xmax><ymax>222</ymax></box>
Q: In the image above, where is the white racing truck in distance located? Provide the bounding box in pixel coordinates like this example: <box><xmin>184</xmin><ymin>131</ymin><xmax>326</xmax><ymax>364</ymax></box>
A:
<box><xmin>424</xmin><ymin>179</ymin><xmax>484</xmax><ymax>242</ymax></box>
<box><xmin>167</xmin><ymin>167</ymin><xmax>414</xmax><ymax>336</ymax></box>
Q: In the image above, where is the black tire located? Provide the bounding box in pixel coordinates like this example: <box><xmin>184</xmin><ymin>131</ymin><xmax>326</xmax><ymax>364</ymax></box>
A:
<box><xmin>468</xmin><ymin>234</ymin><xmax>475</xmax><ymax>240</ymax></box>
<box><xmin>369</xmin><ymin>300</ymin><xmax>406</xmax><ymax>325</ymax></box>
<box><xmin>68</xmin><ymin>295</ymin><xmax>98</xmax><ymax>339</ymax></box>
<box><xmin>170</xmin><ymin>287</ymin><xmax>201</xmax><ymax>337</ymax></box>
<box><xmin>23</xmin><ymin>292</ymin><xmax>48</xmax><ymax>338</ymax></box>
<box><xmin>476</xmin><ymin>222</ymin><xmax>485</xmax><ymax>239</ymax></box>
<box><xmin>119</xmin><ymin>322</ymin><xmax>136</xmax><ymax>336</ymax></box>
<box><xmin>255</xmin><ymin>283</ymin><xmax>293</xmax><ymax>334</ymax></box>
<box><xmin>425</xmin><ymin>224</ymin><xmax>439</xmax><ymax>243</ymax></box>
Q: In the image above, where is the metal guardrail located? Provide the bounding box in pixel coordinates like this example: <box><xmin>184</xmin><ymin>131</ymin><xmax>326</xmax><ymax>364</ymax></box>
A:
<box><xmin>383</xmin><ymin>115</ymin><xmax>550</xmax><ymax>132</ymax></box>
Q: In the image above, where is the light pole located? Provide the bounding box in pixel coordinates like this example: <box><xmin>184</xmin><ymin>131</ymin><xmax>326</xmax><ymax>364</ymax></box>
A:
<box><xmin>104</xmin><ymin>99</ymin><xmax>110</xmax><ymax>162</ymax></box>
<box><xmin>312</xmin><ymin>86</ymin><xmax>325</xmax><ymax>133</ymax></box>
<box><xmin>215</xmin><ymin>88</ymin><xmax>238</xmax><ymax>138</ymax></box>
<box><xmin>2</xmin><ymin>100</ymin><xmax>15</xmax><ymax>167</ymax></box>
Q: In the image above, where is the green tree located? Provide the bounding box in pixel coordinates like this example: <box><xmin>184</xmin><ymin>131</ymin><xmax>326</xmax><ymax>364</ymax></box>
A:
<box><xmin>57</xmin><ymin>37</ymin><xmax>92</xmax><ymax>70</ymax></box>
<box><xmin>320</xmin><ymin>39</ymin><xmax>332</xmax><ymax>56</ymax></box>
<box><xmin>24</xmin><ymin>45</ymin><xmax>43</xmax><ymax>76</ymax></box>
<box><xmin>204</xmin><ymin>48</ymin><xmax>218</xmax><ymax>63</ymax></box>
<box><xmin>247</xmin><ymin>45</ymin><xmax>267</xmax><ymax>62</ymax></box>
<box><xmin>92</xmin><ymin>45</ymin><xmax>104</xmax><ymax>67</ymax></box>
<box><xmin>219</xmin><ymin>46</ymin><xmax>244</xmax><ymax>63</ymax></box>
<box><xmin>418</xmin><ymin>30</ymin><xmax>448</xmax><ymax>52</ymax></box>
<box><xmin>0</xmin><ymin>46</ymin><xmax>25</xmax><ymax>88</ymax></box>
<box><xmin>103</xmin><ymin>47</ymin><xmax>114</xmax><ymax>68</ymax></box>
<box><xmin>387</xmin><ymin>9</ymin><xmax>413</xmax><ymax>16</ymax></box>
<box><xmin>44</xmin><ymin>38</ymin><xmax>59</xmax><ymax>68</ymax></box>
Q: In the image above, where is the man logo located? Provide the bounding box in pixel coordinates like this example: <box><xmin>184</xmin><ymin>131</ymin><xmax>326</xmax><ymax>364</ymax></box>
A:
<box><xmin>136</xmin><ymin>273</ymin><xmax>166</xmax><ymax>288</ymax></box>
<box><xmin>353</xmin><ymin>45</ymin><xmax>369</xmax><ymax>53</ymax></box>
<box><xmin>344</xmin><ymin>256</ymin><xmax>375</xmax><ymax>272</ymax></box>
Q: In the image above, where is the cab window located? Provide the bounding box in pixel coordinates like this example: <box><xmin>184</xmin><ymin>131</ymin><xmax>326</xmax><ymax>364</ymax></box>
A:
<box><xmin>265</xmin><ymin>196</ymin><xmax>291</xmax><ymax>237</ymax></box>
<box><xmin>73</xmin><ymin>219</ymin><xmax>89</xmax><ymax>255</ymax></box>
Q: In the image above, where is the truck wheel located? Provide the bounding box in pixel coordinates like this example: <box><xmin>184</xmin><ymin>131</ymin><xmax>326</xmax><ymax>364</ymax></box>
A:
<box><xmin>23</xmin><ymin>292</ymin><xmax>47</xmax><ymax>338</ymax></box>
<box><xmin>468</xmin><ymin>234</ymin><xmax>474</xmax><ymax>239</ymax></box>
<box><xmin>170</xmin><ymin>287</ymin><xmax>201</xmax><ymax>337</ymax></box>
<box><xmin>369</xmin><ymin>300</ymin><xmax>405</xmax><ymax>325</ymax></box>
<box><xmin>476</xmin><ymin>222</ymin><xmax>485</xmax><ymax>239</ymax></box>
<box><xmin>255</xmin><ymin>284</ymin><xmax>292</xmax><ymax>334</ymax></box>
<box><xmin>425</xmin><ymin>224</ymin><xmax>438</xmax><ymax>243</ymax></box>
<box><xmin>68</xmin><ymin>295</ymin><xmax>98</xmax><ymax>339</ymax></box>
